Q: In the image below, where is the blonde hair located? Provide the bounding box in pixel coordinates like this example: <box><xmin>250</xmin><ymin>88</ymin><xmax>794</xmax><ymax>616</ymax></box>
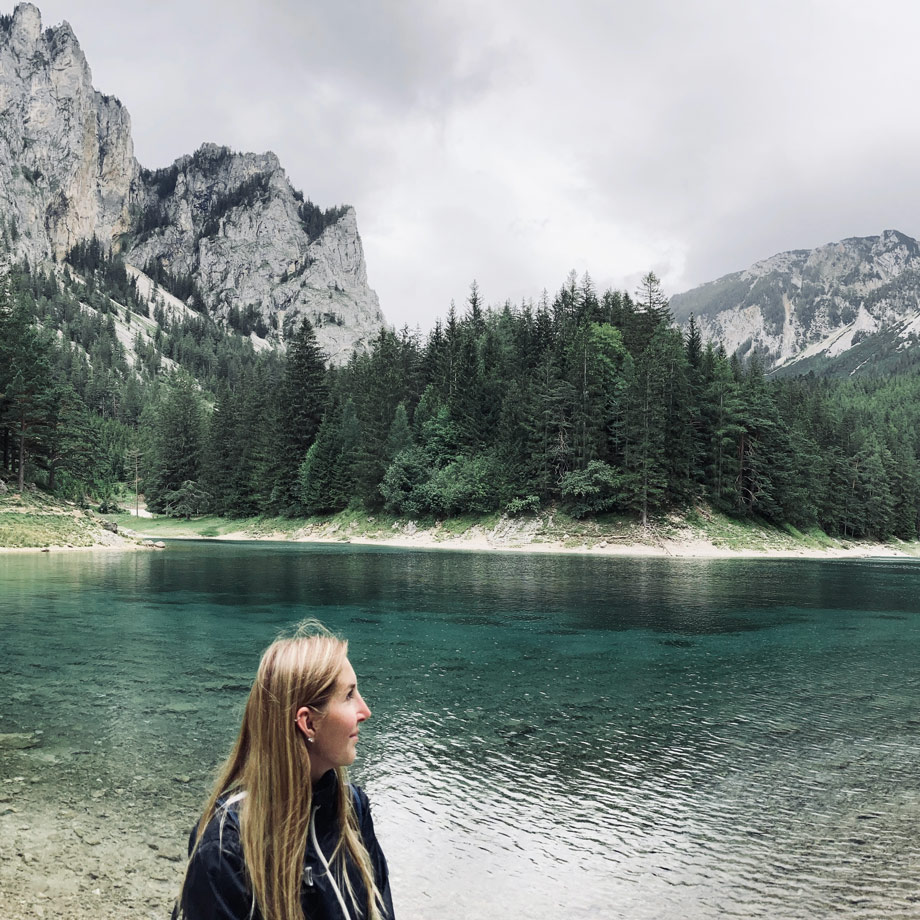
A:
<box><xmin>176</xmin><ymin>621</ymin><xmax>386</xmax><ymax>920</ymax></box>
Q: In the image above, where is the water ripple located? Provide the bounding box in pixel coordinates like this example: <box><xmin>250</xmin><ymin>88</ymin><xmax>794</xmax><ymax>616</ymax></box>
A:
<box><xmin>3</xmin><ymin>549</ymin><xmax>920</xmax><ymax>919</ymax></box>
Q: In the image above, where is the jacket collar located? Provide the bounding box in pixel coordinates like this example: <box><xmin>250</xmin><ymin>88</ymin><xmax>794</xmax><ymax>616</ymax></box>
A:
<box><xmin>311</xmin><ymin>768</ymin><xmax>339</xmax><ymax>813</ymax></box>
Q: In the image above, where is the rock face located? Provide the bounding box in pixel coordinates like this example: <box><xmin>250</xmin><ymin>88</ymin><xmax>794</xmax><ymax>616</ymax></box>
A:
<box><xmin>0</xmin><ymin>4</ymin><xmax>136</xmax><ymax>260</ymax></box>
<box><xmin>0</xmin><ymin>3</ymin><xmax>385</xmax><ymax>360</ymax></box>
<box><xmin>671</xmin><ymin>230</ymin><xmax>920</xmax><ymax>374</ymax></box>
<box><xmin>126</xmin><ymin>144</ymin><xmax>383</xmax><ymax>362</ymax></box>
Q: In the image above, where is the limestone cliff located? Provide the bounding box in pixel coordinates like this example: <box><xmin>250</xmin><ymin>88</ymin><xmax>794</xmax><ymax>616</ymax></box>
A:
<box><xmin>0</xmin><ymin>3</ymin><xmax>136</xmax><ymax>259</ymax></box>
<box><xmin>0</xmin><ymin>3</ymin><xmax>385</xmax><ymax>360</ymax></box>
<box><xmin>126</xmin><ymin>144</ymin><xmax>383</xmax><ymax>362</ymax></box>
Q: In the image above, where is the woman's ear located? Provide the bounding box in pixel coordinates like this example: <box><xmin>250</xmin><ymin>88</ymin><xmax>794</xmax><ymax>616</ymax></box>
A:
<box><xmin>294</xmin><ymin>706</ymin><xmax>315</xmax><ymax>740</ymax></box>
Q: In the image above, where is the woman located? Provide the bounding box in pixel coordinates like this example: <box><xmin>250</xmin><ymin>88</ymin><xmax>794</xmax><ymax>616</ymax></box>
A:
<box><xmin>174</xmin><ymin>622</ymin><xmax>393</xmax><ymax>920</ymax></box>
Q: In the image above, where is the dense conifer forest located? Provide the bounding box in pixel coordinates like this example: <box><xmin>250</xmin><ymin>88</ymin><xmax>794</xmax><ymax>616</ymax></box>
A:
<box><xmin>2</xmin><ymin>249</ymin><xmax>920</xmax><ymax>541</ymax></box>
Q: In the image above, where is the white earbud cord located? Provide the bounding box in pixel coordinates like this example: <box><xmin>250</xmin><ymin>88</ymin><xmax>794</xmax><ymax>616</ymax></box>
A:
<box><xmin>309</xmin><ymin>807</ymin><xmax>353</xmax><ymax>920</ymax></box>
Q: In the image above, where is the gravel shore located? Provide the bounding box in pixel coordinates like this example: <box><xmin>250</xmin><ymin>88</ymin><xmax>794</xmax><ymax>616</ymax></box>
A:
<box><xmin>0</xmin><ymin>733</ymin><xmax>203</xmax><ymax>919</ymax></box>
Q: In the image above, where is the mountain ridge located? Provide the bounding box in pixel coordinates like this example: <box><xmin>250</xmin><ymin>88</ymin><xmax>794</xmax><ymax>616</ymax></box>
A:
<box><xmin>671</xmin><ymin>229</ymin><xmax>920</xmax><ymax>375</ymax></box>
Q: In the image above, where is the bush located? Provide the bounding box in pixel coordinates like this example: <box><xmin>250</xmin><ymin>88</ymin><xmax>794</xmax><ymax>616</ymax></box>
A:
<box><xmin>379</xmin><ymin>447</ymin><xmax>430</xmax><ymax>517</ymax></box>
<box><xmin>381</xmin><ymin>450</ymin><xmax>508</xmax><ymax>518</ymax></box>
<box><xmin>422</xmin><ymin>453</ymin><xmax>505</xmax><ymax>517</ymax></box>
<box><xmin>505</xmin><ymin>495</ymin><xmax>541</xmax><ymax>516</ymax></box>
<box><xmin>162</xmin><ymin>480</ymin><xmax>209</xmax><ymax>519</ymax></box>
<box><xmin>559</xmin><ymin>461</ymin><xmax>626</xmax><ymax>518</ymax></box>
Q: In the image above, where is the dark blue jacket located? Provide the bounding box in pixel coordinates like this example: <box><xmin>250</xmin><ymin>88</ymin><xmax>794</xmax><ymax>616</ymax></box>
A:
<box><xmin>176</xmin><ymin>771</ymin><xmax>394</xmax><ymax>920</ymax></box>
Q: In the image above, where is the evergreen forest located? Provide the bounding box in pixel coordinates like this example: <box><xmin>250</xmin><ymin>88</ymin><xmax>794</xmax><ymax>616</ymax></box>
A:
<box><xmin>3</xmin><ymin>249</ymin><xmax>920</xmax><ymax>542</ymax></box>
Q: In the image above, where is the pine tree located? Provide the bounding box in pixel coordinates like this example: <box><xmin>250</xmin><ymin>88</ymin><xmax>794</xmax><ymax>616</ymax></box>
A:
<box><xmin>146</xmin><ymin>372</ymin><xmax>205</xmax><ymax>514</ymax></box>
<box><xmin>847</xmin><ymin>436</ymin><xmax>894</xmax><ymax>539</ymax></box>
<box><xmin>524</xmin><ymin>350</ymin><xmax>574</xmax><ymax>498</ymax></box>
<box><xmin>200</xmin><ymin>383</ymin><xmax>238</xmax><ymax>515</ymax></box>
<box><xmin>343</xmin><ymin>330</ymin><xmax>415</xmax><ymax>507</ymax></box>
<box><xmin>658</xmin><ymin>328</ymin><xmax>696</xmax><ymax>505</ymax></box>
<box><xmin>682</xmin><ymin>314</ymin><xmax>707</xmax><ymax>496</ymax></box>
<box><xmin>622</xmin><ymin>328</ymin><xmax>671</xmax><ymax>526</ymax></box>
<box><xmin>44</xmin><ymin>383</ymin><xmax>97</xmax><ymax>496</ymax></box>
<box><xmin>466</xmin><ymin>281</ymin><xmax>485</xmax><ymax>337</ymax></box>
<box><xmin>699</xmin><ymin>345</ymin><xmax>744</xmax><ymax>512</ymax></box>
<box><xmin>385</xmin><ymin>403</ymin><xmax>413</xmax><ymax>461</ymax></box>
<box><xmin>565</xmin><ymin>322</ymin><xmax>630</xmax><ymax>470</ymax></box>
<box><xmin>272</xmin><ymin>320</ymin><xmax>329</xmax><ymax>513</ymax></box>
<box><xmin>299</xmin><ymin>397</ymin><xmax>363</xmax><ymax>514</ymax></box>
<box><xmin>733</xmin><ymin>353</ymin><xmax>787</xmax><ymax>520</ymax></box>
<box><xmin>0</xmin><ymin>298</ymin><xmax>56</xmax><ymax>492</ymax></box>
<box><xmin>630</xmin><ymin>271</ymin><xmax>672</xmax><ymax>354</ymax></box>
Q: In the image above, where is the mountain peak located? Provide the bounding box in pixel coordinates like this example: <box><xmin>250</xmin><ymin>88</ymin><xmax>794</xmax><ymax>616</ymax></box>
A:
<box><xmin>8</xmin><ymin>4</ymin><xmax>86</xmax><ymax>72</ymax></box>
<box><xmin>10</xmin><ymin>2</ymin><xmax>41</xmax><ymax>42</ymax></box>
<box><xmin>0</xmin><ymin>3</ymin><xmax>385</xmax><ymax>360</ymax></box>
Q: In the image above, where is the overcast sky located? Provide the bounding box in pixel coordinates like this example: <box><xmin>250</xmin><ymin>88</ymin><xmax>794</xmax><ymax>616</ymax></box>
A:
<box><xmin>27</xmin><ymin>0</ymin><xmax>920</xmax><ymax>331</ymax></box>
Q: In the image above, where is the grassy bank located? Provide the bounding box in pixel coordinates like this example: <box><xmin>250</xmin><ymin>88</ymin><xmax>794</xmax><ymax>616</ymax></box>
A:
<box><xmin>108</xmin><ymin>504</ymin><xmax>920</xmax><ymax>558</ymax></box>
<box><xmin>4</xmin><ymin>485</ymin><xmax>917</xmax><ymax>558</ymax></box>
<box><xmin>0</xmin><ymin>489</ymin><xmax>138</xmax><ymax>549</ymax></box>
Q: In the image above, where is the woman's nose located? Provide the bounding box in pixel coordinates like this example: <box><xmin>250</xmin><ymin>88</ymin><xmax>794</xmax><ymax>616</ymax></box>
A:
<box><xmin>358</xmin><ymin>693</ymin><xmax>371</xmax><ymax>721</ymax></box>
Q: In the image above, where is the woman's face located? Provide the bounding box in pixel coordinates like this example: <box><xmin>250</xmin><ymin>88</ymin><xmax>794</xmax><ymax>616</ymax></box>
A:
<box><xmin>299</xmin><ymin>658</ymin><xmax>371</xmax><ymax>781</ymax></box>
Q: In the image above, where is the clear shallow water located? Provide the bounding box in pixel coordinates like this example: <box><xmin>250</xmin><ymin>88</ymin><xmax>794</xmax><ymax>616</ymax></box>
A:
<box><xmin>1</xmin><ymin>544</ymin><xmax>919</xmax><ymax>918</ymax></box>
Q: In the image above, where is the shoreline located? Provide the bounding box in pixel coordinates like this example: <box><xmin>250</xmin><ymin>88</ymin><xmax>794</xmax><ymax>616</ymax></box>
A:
<box><xmin>3</xmin><ymin>500</ymin><xmax>919</xmax><ymax>560</ymax></box>
<box><xmin>118</xmin><ymin>522</ymin><xmax>919</xmax><ymax>561</ymax></box>
<box><xmin>1</xmin><ymin>530</ymin><xmax>915</xmax><ymax>560</ymax></box>
<box><xmin>0</xmin><ymin>541</ymin><xmax>146</xmax><ymax>554</ymax></box>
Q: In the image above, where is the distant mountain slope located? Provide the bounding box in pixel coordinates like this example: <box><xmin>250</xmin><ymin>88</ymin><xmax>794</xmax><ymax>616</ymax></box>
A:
<box><xmin>0</xmin><ymin>3</ymin><xmax>384</xmax><ymax>360</ymax></box>
<box><xmin>671</xmin><ymin>230</ymin><xmax>920</xmax><ymax>375</ymax></box>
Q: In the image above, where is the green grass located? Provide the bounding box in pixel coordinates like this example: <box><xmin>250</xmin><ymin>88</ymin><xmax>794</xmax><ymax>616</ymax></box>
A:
<box><xmin>683</xmin><ymin>507</ymin><xmax>707</xmax><ymax>528</ymax></box>
<box><xmin>799</xmin><ymin>527</ymin><xmax>837</xmax><ymax>549</ymax></box>
<box><xmin>894</xmin><ymin>540</ymin><xmax>920</xmax><ymax>558</ymax></box>
<box><xmin>0</xmin><ymin>490</ymin><xmax>121</xmax><ymax>548</ymax></box>
<box><xmin>107</xmin><ymin>512</ymin><xmax>205</xmax><ymax>538</ymax></box>
<box><xmin>530</xmin><ymin>509</ymin><xmax>649</xmax><ymax>548</ymax></box>
<box><xmin>669</xmin><ymin>509</ymin><xmax>851</xmax><ymax>553</ymax></box>
<box><xmin>108</xmin><ymin>512</ymin><xmax>271</xmax><ymax>539</ymax></box>
<box><xmin>687</xmin><ymin>511</ymin><xmax>796</xmax><ymax>551</ymax></box>
<box><xmin>320</xmin><ymin>508</ymin><xmax>399</xmax><ymax>537</ymax></box>
<box><xmin>0</xmin><ymin>512</ymin><xmax>99</xmax><ymax>547</ymax></box>
<box><xmin>92</xmin><ymin>499</ymin><xmax>920</xmax><ymax>558</ymax></box>
<box><xmin>435</xmin><ymin>512</ymin><xmax>501</xmax><ymax>537</ymax></box>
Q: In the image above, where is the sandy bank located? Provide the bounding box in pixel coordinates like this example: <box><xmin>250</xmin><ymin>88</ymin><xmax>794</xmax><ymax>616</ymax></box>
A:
<box><xmin>307</xmin><ymin>533</ymin><xmax>914</xmax><ymax>560</ymax></box>
<box><xmin>134</xmin><ymin>519</ymin><xmax>919</xmax><ymax>561</ymax></box>
<box><xmin>0</xmin><ymin>540</ymin><xmax>146</xmax><ymax>555</ymax></box>
<box><xmin>7</xmin><ymin>496</ymin><xmax>915</xmax><ymax>559</ymax></box>
<box><xmin>0</xmin><ymin>529</ymin><xmax>155</xmax><ymax>554</ymax></box>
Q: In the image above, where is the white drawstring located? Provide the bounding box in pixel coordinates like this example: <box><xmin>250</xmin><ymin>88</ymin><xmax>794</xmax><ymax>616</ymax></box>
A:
<box><xmin>309</xmin><ymin>807</ymin><xmax>353</xmax><ymax>920</ymax></box>
<box><xmin>214</xmin><ymin>792</ymin><xmax>256</xmax><ymax>920</ymax></box>
<box><xmin>217</xmin><ymin>791</ymin><xmax>247</xmax><ymax>850</ymax></box>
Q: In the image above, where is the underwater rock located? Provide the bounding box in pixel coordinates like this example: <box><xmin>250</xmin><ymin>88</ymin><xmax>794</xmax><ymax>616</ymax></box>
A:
<box><xmin>0</xmin><ymin>732</ymin><xmax>39</xmax><ymax>750</ymax></box>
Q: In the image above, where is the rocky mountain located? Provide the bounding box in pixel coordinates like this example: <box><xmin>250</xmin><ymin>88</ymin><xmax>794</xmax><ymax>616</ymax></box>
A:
<box><xmin>0</xmin><ymin>3</ymin><xmax>385</xmax><ymax>361</ymax></box>
<box><xmin>127</xmin><ymin>145</ymin><xmax>383</xmax><ymax>362</ymax></box>
<box><xmin>671</xmin><ymin>230</ymin><xmax>920</xmax><ymax>375</ymax></box>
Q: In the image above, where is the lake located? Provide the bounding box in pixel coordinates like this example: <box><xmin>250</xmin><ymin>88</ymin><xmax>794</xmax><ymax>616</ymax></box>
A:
<box><xmin>1</xmin><ymin>542</ymin><xmax>918</xmax><ymax>919</ymax></box>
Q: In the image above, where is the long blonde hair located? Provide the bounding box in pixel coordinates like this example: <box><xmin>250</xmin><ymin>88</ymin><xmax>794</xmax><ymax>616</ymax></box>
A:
<box><xmin>177</xmin><ymin>621</ymin><xmax>386</xmax><ymax>920</ymax></box>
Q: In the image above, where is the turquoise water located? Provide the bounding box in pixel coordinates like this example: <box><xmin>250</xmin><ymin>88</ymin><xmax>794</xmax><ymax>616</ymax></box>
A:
<box><xmin>1</xmin><ymin>544</ymin><xmax>919</xmax><ymax>918</ymax></box>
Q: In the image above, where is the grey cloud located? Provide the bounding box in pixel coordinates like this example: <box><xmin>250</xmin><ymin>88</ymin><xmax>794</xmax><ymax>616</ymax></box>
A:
<box><xmin>21</xmin><ymin>0</ymin><xmax>920</xmax><ymax>328</ymax></box>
